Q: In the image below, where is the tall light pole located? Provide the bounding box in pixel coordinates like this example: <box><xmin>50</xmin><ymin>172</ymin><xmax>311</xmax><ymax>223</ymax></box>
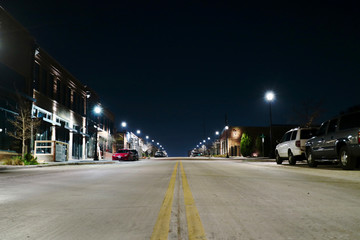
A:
<box><xmin>265</xmin><ymin>91</ymin><xmax>275</xmax><ymax>157</ymax></box>
<box><xmin>85</xmin><ymin>91</ymin><xmax>91</xmax><ymax>158</ymax></box>
<box><xmin>225</xmin><ymin>125</ymin><xmax>229</xmax><ymax>158</ymax></box>
<box><xmin>121</xmin><ymin>121</ymin><xmax>127</xmax><ymax>149</ymax></box>
<box><xmin>215</xmin><ymin>131</ymin><xmax>220</xmax><ymax>155</ymax></box>
<box><xmin>135</xmin><ymin>130</ymin><xmax>141</xmax><ymax>153</ymax></box>
<box><xmin>94</xmin><ymin>105</ymin><xmax>102</xmax><ymax>161</ymax></box>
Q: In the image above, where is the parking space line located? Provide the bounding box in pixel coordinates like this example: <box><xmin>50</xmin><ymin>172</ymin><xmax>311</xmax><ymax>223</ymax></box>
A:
<box><xmin>180</xmin><ymin>162</ymin><xmax>207</xmax><ymax>240</ymax></box>
<box><xmin>151</xmin><ymin>161</ymin><xmax>178</xmax><ymax>240</ymax></box>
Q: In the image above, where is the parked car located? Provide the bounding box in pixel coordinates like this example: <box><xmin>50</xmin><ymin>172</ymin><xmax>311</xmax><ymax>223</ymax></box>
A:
<box><xmin>155</xmin><ymin>151</ymin><xmax>166</xmax><ymax>157</ymax></box>
<box><xmin>112</xmin><ymin>149</ymin><xmax>136</xmax><ymax>161</ymax></box>
<box><xmin>305</xmin><ymin>110</ymin><xmax>360</xmax><ymax>169</ymax></box>
<box><xmin>191</xmin><ymin>151</ymin><xmax>201</xmax><ymax>157</ymax></box>
<box><xmin>275</xmin><ymin>127</ymin><xmax>318</xmax><ymax>165</ymax></box>
<box><xmin>130</xmin><ymin>149</ymin><xmax>139</xmax><ymax>161</ymax></box>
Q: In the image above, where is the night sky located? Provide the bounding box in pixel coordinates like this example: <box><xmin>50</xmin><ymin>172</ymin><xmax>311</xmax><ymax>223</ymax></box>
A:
<box><xmin>2</xmin><ymin>1</ymin><xmax>360</xmax><ymax>156</ymax></box>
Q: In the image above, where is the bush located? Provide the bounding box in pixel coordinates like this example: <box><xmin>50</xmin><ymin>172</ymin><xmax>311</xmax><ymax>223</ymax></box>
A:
<box><xmin>22</xmin><ymin>153</ymin><xmax>38</xmax><ymax>165</ymax></box>
<box><xmin>3</xmin><ymin>157</ymin><xmax>23</xmax><ymax>165</ymax></box>
<box><xmin>2</xmin><ymin>153</ymin><xmax>38</xmax><ymax>165</ymax></box>
<box><xmin>240</xmin><ymin>133</ymin><xmax>253</xmax><ymax>157</ymax></box>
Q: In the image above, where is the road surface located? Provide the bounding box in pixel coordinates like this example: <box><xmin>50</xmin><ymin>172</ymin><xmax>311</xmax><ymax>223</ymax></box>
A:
<box><xmin>1</xmin><ymin>159</ymin><xmax>360</xmax><ymax>239</ymax></box>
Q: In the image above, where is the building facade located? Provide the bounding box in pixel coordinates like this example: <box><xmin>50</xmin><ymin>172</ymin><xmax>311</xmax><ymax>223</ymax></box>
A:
<box><xmin>219</xmin><ymin>125</ymin><xmax>295</xmax><ymax>157</ymax></box>
<box><xmin>0</xmin><ymin>6</ymin><xmax>115</xmax><ymax>161</ymax></box>
<box><xmin>0</xmin><ymin>6</ymin><xmax>36</xmax><ymax>157</ymax></box>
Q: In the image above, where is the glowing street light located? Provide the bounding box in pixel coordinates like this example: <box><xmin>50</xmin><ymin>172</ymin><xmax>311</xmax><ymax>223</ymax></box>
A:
<box><xmin>265</xmin><ymin>91</ymin><xmax>275</xmax><ymax>102</ymax></box>
<box><xmin>93</xmin><ymin>105</ymin><xmax>102</xmax><ymax>161</ymax></box>
<box><xmin>265</xmin><ymin>91</ymin><xmax>275</xmax><ymax>157</ymax></box>
<box><xmin>136</xmin><ymin>130</ymin><xmax>141</xmax><ymax>135</ymax></box>
<box><xmin>94</xmin><ymin>106</ymin><xmax>102</xmax><ymax>114</ymax></box>
<box><xmin>121</xmin><ymin>121</ymin><xmax>127</xmax><ymax>128</ymax></box>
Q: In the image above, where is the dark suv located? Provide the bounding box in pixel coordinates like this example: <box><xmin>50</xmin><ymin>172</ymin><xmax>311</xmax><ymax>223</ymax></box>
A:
<box><xmin>305</xmin><ymin>111</ymin><xmax>360</xmax><ymax>169</ymax></box>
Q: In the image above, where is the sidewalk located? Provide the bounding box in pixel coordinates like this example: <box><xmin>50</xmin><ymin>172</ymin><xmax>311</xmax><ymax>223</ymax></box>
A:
<box><xmin>0</xmin><ymin>159</ymin><xmax>116</xmax><ymax>170</ymax></box>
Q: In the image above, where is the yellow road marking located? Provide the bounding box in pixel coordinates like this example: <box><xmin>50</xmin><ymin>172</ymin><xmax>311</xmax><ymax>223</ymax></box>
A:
<box><xmin>180</xmin><ymin>162</ymin><xmax>207</xmax><ymax>240</ymax></box>
<box><xmin>150</xmin><ymin>162</ymin><xmax>178</xmax><ymax>240</ymax></box>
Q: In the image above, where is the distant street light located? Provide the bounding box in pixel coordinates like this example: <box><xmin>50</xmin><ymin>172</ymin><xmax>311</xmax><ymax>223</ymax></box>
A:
<box><xmin>94</xmin><ymin>106</ymin><xmax>101</xmax><ymax>114</ymax></box>
<box><xmin>93</xmin><ymin>105</ymin><xmax>102</xmax><ymax>161</ymax></box>
<box><xmin>225</xmin><ymin>125</ymin><xmax>229</xmax><ymax>158</ymax></box>
<box><xmin>136</xmin><ymin>130</ymin><xmax>141</xmax><ymax>135</ymax></box>
<box><xmin>121</xmin><ymin>121</ymin><xmax>127</xmax><ymax>128</ymax></box>
<box><xmin>214</xmin><ymin>131</ymin><xmax>220</xmax><ymax>155</ymax></box>
<box><xmin>265</xmin><ymin>91</ymin><xmax>275</xmax><ymax>157</ymax></box>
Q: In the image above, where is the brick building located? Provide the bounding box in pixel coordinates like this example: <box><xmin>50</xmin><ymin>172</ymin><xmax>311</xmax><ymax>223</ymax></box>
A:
<box><xmin>218</xmin><ymin>125</ymin><xmax>296</xmax><ymax>157</ymax></box>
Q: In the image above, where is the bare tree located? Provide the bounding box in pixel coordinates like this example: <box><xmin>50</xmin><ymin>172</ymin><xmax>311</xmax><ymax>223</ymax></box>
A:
<box><xmin>7</xmin><ymin>100</ymin><xmax>41</xmax><ymax>157</ymax></box>
<box><xmin>292</xmin><ymin>99</ymin><xmax>324</xmax><ymax>127</ymax></box>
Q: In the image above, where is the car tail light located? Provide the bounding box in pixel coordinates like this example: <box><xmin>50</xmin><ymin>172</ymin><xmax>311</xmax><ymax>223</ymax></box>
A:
<box><xmin>358</xmin><ymin>131</ymin><xmax>360</xmax><ymax>144</ymax></box>
<box><xmin>296</xmin><ymin>140</ymin><xmax>300</xmax><ymax>148</ymax></box>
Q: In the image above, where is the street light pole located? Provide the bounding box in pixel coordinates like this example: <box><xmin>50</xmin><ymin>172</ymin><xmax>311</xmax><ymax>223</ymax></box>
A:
<box><xmin>265</xmin><ymin>91</ymin><xmax>275</xmax><ymax>158</ymax></box>
<box><xmin>93</xmin><ymin>105</ymin><xmax>102</xmax><ymax>161</ymax></box>
<box><xmin>94</xmin><ymin>116</ymin><xmax>99</xmax><ymax>161</ymax></box>
<box><xmin>225</xmin><ymin>126</ymin><xmax>229</xmax><ymax>158</ymax></box>
<box><xmin>269</xmin><ymin>101</ymin><xmax>273</xmax><ymax>157</ymax></box>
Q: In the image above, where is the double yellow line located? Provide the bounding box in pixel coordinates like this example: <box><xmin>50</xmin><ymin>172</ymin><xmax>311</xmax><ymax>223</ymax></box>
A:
<box><xmin>151</xmin><ymin>161</ymin><xmax>207</xmax><ymax>240</ymax></box>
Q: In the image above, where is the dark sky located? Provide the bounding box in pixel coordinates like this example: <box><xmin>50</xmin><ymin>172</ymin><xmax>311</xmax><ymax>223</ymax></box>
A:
<box><xmin>2</xmin><ymin>1</ymin><xmax>360</xmax><ymax>156</ymax></box>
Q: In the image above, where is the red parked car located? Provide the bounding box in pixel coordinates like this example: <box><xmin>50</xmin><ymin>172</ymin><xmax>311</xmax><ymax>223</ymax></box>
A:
<box><xmin>112</xmin><ymin>149</ymin><xmax>136</xmax><ymax>161</ymax></box>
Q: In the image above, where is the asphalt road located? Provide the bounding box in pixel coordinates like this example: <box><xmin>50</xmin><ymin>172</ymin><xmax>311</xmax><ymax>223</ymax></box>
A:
<box><xmin>1</xmin><ymin>159</ymin><xmax>360</xmax><ymax>240</ymax></box>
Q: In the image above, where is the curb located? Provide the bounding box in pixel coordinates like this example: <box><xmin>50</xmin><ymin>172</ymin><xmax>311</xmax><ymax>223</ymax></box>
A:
<box><xmin>0</xmin><ymin>160</ymin><xmax>116</xmax><ymax>170</ymax></box>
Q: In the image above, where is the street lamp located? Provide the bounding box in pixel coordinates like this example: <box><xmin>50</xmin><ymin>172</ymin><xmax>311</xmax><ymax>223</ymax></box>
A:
<box><xmin>214</xmin><ymin>131</ymin><xmax>220</xmax><ymax>155</ymax></box>
<box><xmin>136</xmin><ymin>130</ymin><xmax>141</xmax><ymax>135</ymax></box>
<box><xmin>121</xmin><ymin>121</ymin><xmax>127</xmax><ymax>128</ymax></box>
<box><xmin>265</xmin><ymin>91</ymin><xmax>275</xmax><ymax>157</ymax></box>
<box><xmin>93</xmin><ymin>105</ymin><xmax>102</xmax><ymax>161</ymax></box>
<box><xmin>225</xmin><ymin>125</ymin><xmax>229</xmax><ymax>158</ymax></box>
<box><xmin>85</xmin><ymin>91</ymin><xmax>91</xmax><ymax>158</ymax></box>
